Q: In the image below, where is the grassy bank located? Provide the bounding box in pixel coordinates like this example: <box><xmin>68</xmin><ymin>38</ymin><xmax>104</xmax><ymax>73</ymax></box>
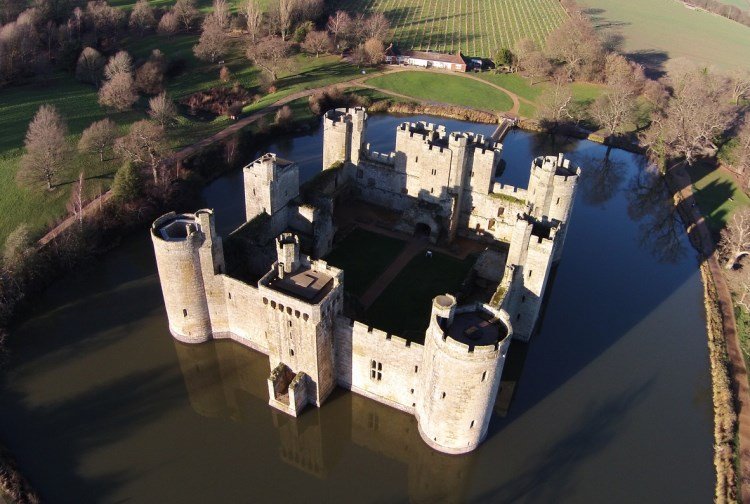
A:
<box><xmin>685</xmin><ymin>163</ymin><xmax>750</xmax><ymax>232</ymax></box>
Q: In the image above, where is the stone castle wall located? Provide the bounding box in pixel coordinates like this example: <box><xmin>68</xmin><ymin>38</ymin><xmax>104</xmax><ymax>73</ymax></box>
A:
<box><xmin>152</xmin><ymin>111</ymin><xmax>580</xmax><ymax>455</ymax></box>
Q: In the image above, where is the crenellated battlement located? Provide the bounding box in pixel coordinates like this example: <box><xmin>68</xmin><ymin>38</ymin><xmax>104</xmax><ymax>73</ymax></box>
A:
<box><xmin>151</xmin><ymin>108</ymin><xmax>579</xmax><ymax>456</ymax></box>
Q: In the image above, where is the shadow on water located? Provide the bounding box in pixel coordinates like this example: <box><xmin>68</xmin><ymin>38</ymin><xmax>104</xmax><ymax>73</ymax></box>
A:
<box><xmin>0</xmin><ymin>117</ymin><xmax>714</xmax><ymax>502</ymax></box>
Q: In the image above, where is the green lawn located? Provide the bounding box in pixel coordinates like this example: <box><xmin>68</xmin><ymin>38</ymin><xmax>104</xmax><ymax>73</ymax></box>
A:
<box><xmin>324</xmin><ymin>228</ymin><xmax>407</xmax><ymax>297</ymax></box>
<box><xmin>581</xmin><ymin>0</ymin><xmax>750</xmax><ymax>69</ymax></box>
<box><xmin>686</xmin><ymin>163</ymin><xmax>750</xmax><ymax>232</ymax></box>
<box><xmin>478</xmin><ymin>72</ymin><xmax>544</xmax><ymax>103</ymax></box>
<box><xmin>365</xmin><ymin>71</ymin><xmax>514</xmax><ymax>112</ymax></box>
<box><xmin>364</xmin><ymin>252</ymin><xmax>476</xmax><ymax>342</ymax></box>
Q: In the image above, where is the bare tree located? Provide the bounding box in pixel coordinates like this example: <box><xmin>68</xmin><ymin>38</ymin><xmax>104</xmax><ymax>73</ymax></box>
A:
<box><xmin>545</xmin><ymin>16</ymin><xmax>605</xmax><ymax>81</ymax></box>
<box><xmin>129</xmin><ymin>0</ymin><xmax>155</xmax><ymax>35</ymax></box>
<box><xmin>98</xmin><ymin>72</ymin><xmax>138</xmax><ymax>111</ymax></box>
<box><xmin>719</xmin><ymin>208</ymin><xmax>750</xmax><ymax>269</ymax></box>
<box><xmin>103</xmin><ymin>50</ymin><xmax>132</xmax><ymax>79</ymax></box>
<box><xmin>157</xmin><ymin>10</ymin><xmax>179</xmax><ymax>36</ymax></box>
<box><xmin>86</xmin><ymin>0</ymin><xmax>125</xmax><ymax>40</ymax></box>
<box><xmin>326</xmin><ymin>10</ymin><xmax>351</xmax><ymax>50</ymax></box>
<box><xmin>363</xmin><ymin>37</ymin><xmax>384</xmax><ymax>65</ymax></box>
<box><xmin>67</xmin><ymin>171</ymin><xmax>85</xmax><ymax>228</ymax></box>
<box><xmin>148</xmin><ymin>92</ymin><xmax>178</xmax><ymax>128</ymax></box>
<box><xmin>535</xmin><ymin>75</ymin><xmax>573</xmax><ymax>130</ymax></box>
<box><xmin>642</xmin><ymin>65</ymin><xmax>735</xmax><ymax>166</ymax></box>
<box><xmin>75</xmin><ymin>46</ymin><xmax>105</xmax><ymax>84</ymax></box>
<box><xmin>276</xmin><ymin>0</ymin><xmax>297</xmax><ymax>39</ymax></box>
<box><xmin>363</xmin><ymin>12</ymin><xmax>389</xmax><ymax>41</ymax></box>
<box><xmin>18</xmin><ymin>105</ymin><xmax>71</xmax><ymax>190</ymax></box>
<box><xmin>135</xmin><ymin>49</ymin><xmax>166</xmax><ymax>94</ymax></box>
<box><xmin>733</xmin><ymin>119</ymin><xmax>750</xmax><ymax>182</ymax></box>
<box><xmin>193</xmin><ymin>13</ymin><xmax>229</xmax><ymax>62</ymax></box>
<box><xmin>172</xmin><ymin>0</ymin><xmax>199</xmax><ymax>31</ymax></box>
<box><xmin>301</xmin><ymin>30</ymin><xmax>332</xmax><ymax>57</ymax></box>
<box><xmin>213</xmin><ymin>0</ymin><xmax>230</xmax><ymax>29</ymax></box>
<box><xmin>523</xmin><ymin>51</ymin><xmax>551</xmax><ymax>85</ymax></box>
<box><xmin>729</xmin><ymin>69</ymin><xmax>750</xmax><ymax>105</ymax></box>
<box><xmin>727</xmin><ymin>265</ymin><xmax>750</xmax><ymax>313</ymax></box>
<box><xmin>246</xmin><ymin>36</ymin><xmax>292</xmax><ymax>81</ymax></box>
<box><xmin>114</xmin><ymin>119</ymin><xmax>168</xmax><ymax>184</ymax></box>
<box><xmin>274</xmin><ymin>104</ymin><xmax>293</xmax><ymax>129</ymax></box>
<box><xmin>589</xmin><ymin>54</ymin><xmax>644</xmax><ymax>137</ymax></box>
<box><xmin>243</xmin><ymin>0</ymin><xmax>262</xmax><ymax>42</ymax></box>
<box><xmin>78</xmin><ymin>118</ymin><xmax>118</xmax><ymax>161</ymax></box>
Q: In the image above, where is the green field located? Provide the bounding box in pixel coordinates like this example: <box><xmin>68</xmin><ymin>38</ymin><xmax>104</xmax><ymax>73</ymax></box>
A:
<box><xmin>329</xmin><ymin>0</ymin><xmax>567</xmax><ymax>57</ymax></box>
<box><xmin>365</xmin><ymin>71</ymin><xmax>514</xmax><ymax>111</ymax></box>
<box><xmin>324</xmin><ymin>228</ymin><xmax>407</xmax><ymax>297</ymax></box>
<box><xmin>364</xmin><ymin>252</ymin><xmax>475</xmax><ymax>342</ymax></box>
<box><xmin>581</xmin><ymin>0</ymin><xmax>750</xmax><ymax>69</ymax></box>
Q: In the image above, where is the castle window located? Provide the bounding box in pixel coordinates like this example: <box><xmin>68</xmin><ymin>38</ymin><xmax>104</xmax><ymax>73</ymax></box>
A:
<box><xmin>286</xmin><ymin>307</ymin><xmax>292</xmax><ymax>315</ymax></box>
<box><xmin>556</xmin><ymin>197</ymin><xmax>561</xmax><ymax>205</ymax></box>
<box><xmin>182</xmin><ymin>309</ymin><xmax>187</xmax><ymax>317</ymax></box>
<box><xmin>441</xmin><ymin>392</ymin><xmax>446</xmax><ymax>399</ymax></box>
<box><xmin>470</xmin><ymin>420</ymin><xmax>475</xmax><ymax>428</ymax></box>
<box><xmin>528</xmin><ymin>270</ymin><xmax>533</xmax><ymax>278</ymax></box>
<box><xmin>357</xmin><ymin>168</ymin><xmax>363</xmax><ymax>179</ymax></box>
<box><xmin>431</xmin><ymin>168</ymin><xmax>436</xmax><ymax>176</ymax></box>
<box><xmin>471</xmin><ymin>171</ymin><xmax>474</xmax><ymax>178</ymax></box>
<box><xmin>497</xmin><ymin>207</ymin><xmax>505</xmax><ymax>217</ymax></box>
<box><xmin>228</xmin><ymin>292</ymin><xmax>232</xmax><ymax>300</ymax></box>
<box><xmin>271</xmin><ymin>301</ymin><xmax>276</xmax><ymax>308</ymax></box>
<box><xmin>279</xmin><ymin>304</ymin><xmax>284</xmax><ymax>311</ymax></box>
<box><xmin>303</xmin><ymin>314</ymin><xmax>309</xmax><ymax>322</ymax></box>
<box><xmin>414</xmin><ymin>365</ymin><xmax>419</xmax><ymax>373</ymax></box>
<box><xmin>288</xmin><ymin>320</ymin><xmax>292</xmax><ymax>327</ymax></box>
<box><xmin>410</xmin><ymin>388</ymin><xmax>414</xmax><ymax>394</ymax></box>
<box><xmin>482</xmin><ymin>371</ymin><xmax>487</xmax><ymax>382</ymax></box>
<box><xmin>415</xmin><ymin>156</ymin><xmax>419</xmax><ymax>163</ymax></box>
<box><xmin>516</xmin><ymin>313</ymin><xmax>521</xmax><ymax>321</ymax></box>
<box><xmin>430</xmin><ymin>188</ymin><xmax>433</xmax><ymax>194</ymax></box>
<box><xmin>370</xmin><ymin>360</ymin><xmax>382</xmax><ymax>381</ymax></box>
<box><xmin>295</xmin><ymin>310</ymin><xmax>300</xmax><ymax>318</ymax></box>
<box><xmin>290</xmin><ymin>349</ymin><xmax>294</xmax><ymax>357</ymax></box>
<box><xmin>488</xmin><ymin>219</ymin><xmax>496</xmax><ymax>231</ymax></box>
<box><xmin>263</xmin><ymin>297</ymin><xmax>268</xmax><ymax>305</ymax></box>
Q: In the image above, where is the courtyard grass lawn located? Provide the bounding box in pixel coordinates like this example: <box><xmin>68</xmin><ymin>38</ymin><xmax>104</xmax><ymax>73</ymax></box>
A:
<box><xmin>364</xmin><ymin>252</ymin><xmax>476</xmax><ymax>342</ymax></box>
<box><xmin>581</xmin><ymin>0</ymin><xmax>750</xmax><ymax>69</ymax></box>
<box><xmin>324</xmin><ymin>228</ymin><xmax>407</xmax><ymax>297</ymax></box>
<box><xmin>365</xmin><ymin>71</ymin><xmax>514</xmax><ymax>112</ymax></box>
<box><xmin>685</xmin><ymin>163</ymin><xmax>750</xmax><ymax>233</ymax></box>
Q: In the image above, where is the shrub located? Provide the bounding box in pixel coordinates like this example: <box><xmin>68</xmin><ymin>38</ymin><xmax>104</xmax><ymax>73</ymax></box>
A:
<box><xmin>112</xmin><ymin>161</ymin><xmax>144</xmax><ymax>203</ymax></box>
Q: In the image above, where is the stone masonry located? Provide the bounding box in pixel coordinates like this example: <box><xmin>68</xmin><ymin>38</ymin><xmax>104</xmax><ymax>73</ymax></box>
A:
<box><xmin>151</xmin><ymin>107</ymin><xmax>579</xmax><ymax>454</ymax></box>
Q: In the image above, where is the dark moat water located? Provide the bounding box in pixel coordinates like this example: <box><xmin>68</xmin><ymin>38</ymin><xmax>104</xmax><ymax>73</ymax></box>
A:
<box><xmin>0</xmin><ymin>115</ymin><xmax>713</xmax><ymax>503</ymax></box>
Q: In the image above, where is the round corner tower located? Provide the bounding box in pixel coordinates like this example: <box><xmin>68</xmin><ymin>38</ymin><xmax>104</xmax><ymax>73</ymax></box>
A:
<box><xmin>322</xmin><ymin>107</ymin><xmax>367</xmax><ymax>170</ymax></box>
<box><xmin>151</xmin><ymin>210</ymin><xmax>215</xmax><ymax>344</ymax></box>
<box><xmin>415</xmin><ymin>295</ymin><xmax>513</xmax><ymax>454</ymax></box>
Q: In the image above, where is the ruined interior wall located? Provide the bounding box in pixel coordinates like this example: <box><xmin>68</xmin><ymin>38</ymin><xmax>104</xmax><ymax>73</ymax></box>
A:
<box><xmin>334</xmin><ymin>319</ymin><xmax>425</xmax><ymax>413</ymax></box>
<box><xmin>464</xmin><ymin>191</ymin><xmax>528</xmax><ymax>242</ymax></box>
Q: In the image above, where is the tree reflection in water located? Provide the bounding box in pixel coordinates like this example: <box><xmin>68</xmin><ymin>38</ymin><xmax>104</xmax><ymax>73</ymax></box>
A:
<box><xmin>577</xmin><ymin>147</ymin><xmax>627</xmax><ymax>206</ymax></box>
<box><xmin>626</xmin><ymin>162</ymin><xmax>687</xmax><ymax>264</ymax></box>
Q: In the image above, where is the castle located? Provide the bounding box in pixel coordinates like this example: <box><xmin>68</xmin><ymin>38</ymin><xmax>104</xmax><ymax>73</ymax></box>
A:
<box><xmin>151</xmin><ymin>107</ymin><xmax>580</xmax><ymax>455</ymax></box>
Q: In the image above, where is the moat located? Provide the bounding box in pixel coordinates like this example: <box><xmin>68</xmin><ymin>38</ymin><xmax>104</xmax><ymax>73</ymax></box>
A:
<box><xmin>0</xmin><ymin>115</ymin><xmax>714</xmax><ymax>502</ymax></box>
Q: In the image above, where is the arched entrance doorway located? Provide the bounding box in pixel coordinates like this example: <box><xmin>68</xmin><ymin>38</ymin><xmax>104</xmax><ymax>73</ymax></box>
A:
<box><xmin>414</xmin><ymin>222</ymin><xmax>432</xmax><ymax>238</ymax></box>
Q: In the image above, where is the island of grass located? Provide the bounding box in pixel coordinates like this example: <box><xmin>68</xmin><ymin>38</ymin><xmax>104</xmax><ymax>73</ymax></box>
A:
<box><xmin>365</xmin><ymin>71</ymin><xmax>514</xmax><ymax>113</ymax></box>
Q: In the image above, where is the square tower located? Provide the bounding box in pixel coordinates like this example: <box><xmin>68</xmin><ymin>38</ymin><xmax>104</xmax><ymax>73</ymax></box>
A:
<box><xmin>243</xmin><ymin>153</ymin><xmax>300</xmax><ymax>222</ymax></box>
